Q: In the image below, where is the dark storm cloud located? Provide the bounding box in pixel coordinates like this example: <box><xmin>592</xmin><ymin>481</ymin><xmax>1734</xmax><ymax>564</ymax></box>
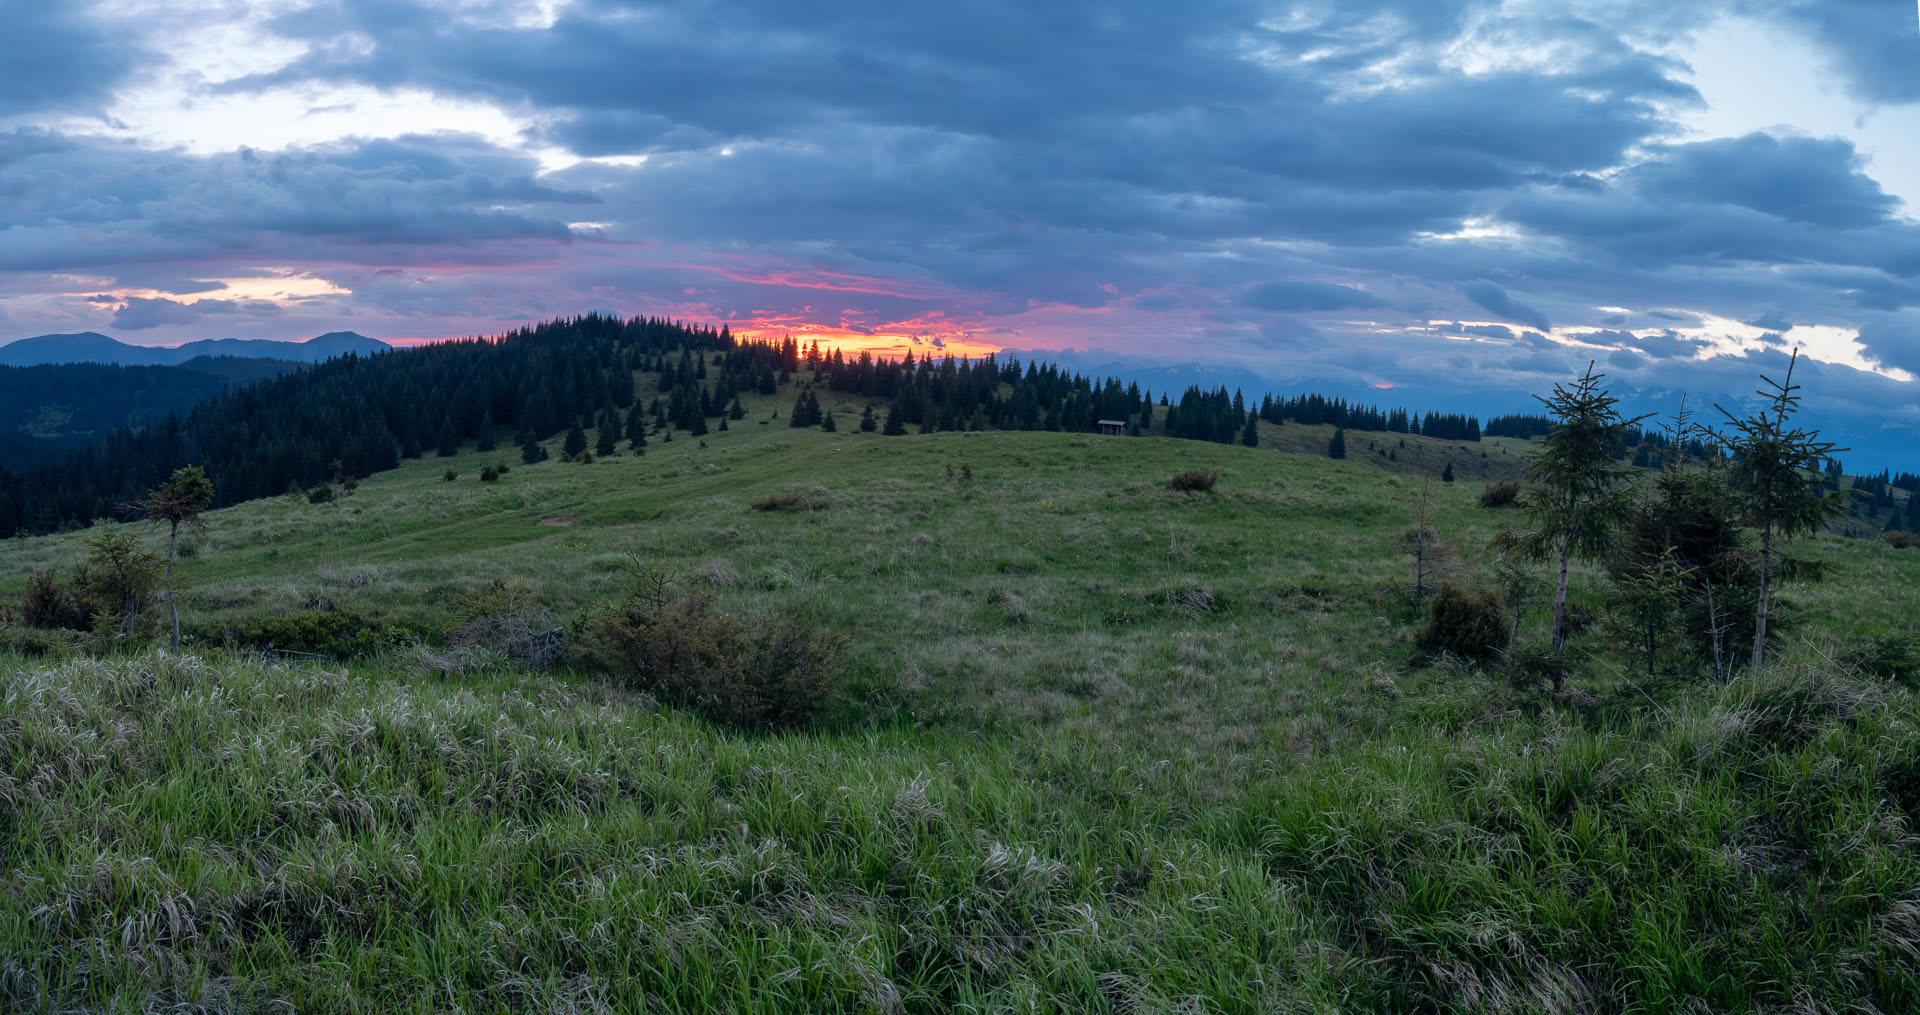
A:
<box><xmin>112</xmin><ymin>296</ymin><xmax>283</xmax><ymax>331</ymax></box>
<box><xmin>0</xmin><ymin>131</ymin><xmax>591</xmax><ymax>273</ymax></box>
<box><xmin>1751</xmin><ymin>0</ymin><xmax>1920</xmax><ymax>106</ymax></box>
<box><xmin>0</xmin><ymin>7</ymin><xmax>146</xmax><ymax>117</ymax></box>
<box><xmin>1854</xmin><ymin>317</ymin><xmax>1920</xmax><ymax>375</ymax></box>
<box><xmin>1238</xmin><ymin>282</ymin><xmax>1386</xmax><ymax>313</ymax></box>
<box><xmin>1631</xmin><ymin>133</ymin><xmax>1896</xmax><ymax>229</ymax></box>
<box><xmin>1461</xmin><ymin>281</ymin><xmax>1552</xmax><ymax>331</ymax></box>
<box><xmin>1494</xmin><ymin>133</ymin><xmax>1920</xmax><ymax>275</ymax></box>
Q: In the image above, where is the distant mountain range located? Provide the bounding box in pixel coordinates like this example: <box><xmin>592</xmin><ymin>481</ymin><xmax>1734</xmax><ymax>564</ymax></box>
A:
<box><xmin>0</xmin><ymin>330</ymin><xmax>391</xmax><ymax>367</ymax></box>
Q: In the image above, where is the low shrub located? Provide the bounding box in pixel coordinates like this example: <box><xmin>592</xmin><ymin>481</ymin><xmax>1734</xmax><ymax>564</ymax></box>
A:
<box><xmin>1885</xmin><ymin>531</ymin><xmax>1919</xmax><ymax>550</ymax></box>
<box><xmin>577</xmin><ymin>568</ymin><xmax>846</xmax><ymax>730</ymax></box>
<box><xmin>1506</xmin><ymin>644</ymin><xmax>1572</xmax><ymax>693</ymax></box>
<box><xmin>1165</xmin><ymin>469</ymin><xmax>1218</xmax><ymax>492</ymax></box>
<box><xmin>306</xmin><ymin>484</ymin><xmax>335</xmax><ymax>504</ymax></box>
<box><xmin>211</xmin><ymin>609</ymin><xmax>422</xmax><ymax>658</ymax></box>
<box><xmin>480</xmin><ymin>466</ymin><xmax>500</xmax><ymax>482</ymax></box>
<box><xmin>750</xmin><ymin>489</ymin><xmax>829</xmax><ymax>512</ymax></box>
<box><xmin>0</xmin><ymin>623</ymin><xmax>83</xmax><ymax>657</ymax></box>
<box><xmin>443</xmin><ymin>469</ymin><xmax>458</xmax><ymax>482</ymax></box>
<box><xmin>447</xmin><ymin>579</ymin><xmax>564</xmax><ymax>668</ymax></box>
<box><xmin>22</xmin><ymin>570</ymin><xmax>91</xmax><ymax>631</ymax></box>
<box><xmin>1479</xmin><ymin>479</ymin><xmax>1521</xmax><ymax>508</ymax></box>
<box><xmin>1416</xmin><ymin>582</ymin><xmax>1510</xmax><ymax>661</ymax></box>
<box><xmin>1842</xmin><ymin>635</ymin><xmax>1920</xmax><ymax>684</ymax></box>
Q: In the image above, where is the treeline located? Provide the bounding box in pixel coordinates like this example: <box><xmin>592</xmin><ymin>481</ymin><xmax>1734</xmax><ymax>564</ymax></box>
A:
<box><xmin>807</xmin><ymin>342</ymin><xmax>1483</xmax><ymax>442</ymax></box>
<box><xmin>12</xmin><ymin>312</ymin><xmax>1789</xmax><ymax>541</ymax></box>
<box><xmin>0</xmin><ymin>315</ymin><xmax>727</xmax><ymax>537</ymax></box>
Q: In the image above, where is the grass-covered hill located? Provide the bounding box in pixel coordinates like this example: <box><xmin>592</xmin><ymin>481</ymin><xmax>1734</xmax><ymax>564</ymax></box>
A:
<box><xmin>2</xmin><ymin>382</ymin><xmax>1920</xmax><ymax>1011</ymax></box>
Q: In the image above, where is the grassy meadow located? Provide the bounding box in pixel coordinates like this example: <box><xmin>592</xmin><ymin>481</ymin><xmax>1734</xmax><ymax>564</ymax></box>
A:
<box><xmin>3</xmin><ymin>387</ymin><xmax>1920</xmax><ymax>1012</ymax></box>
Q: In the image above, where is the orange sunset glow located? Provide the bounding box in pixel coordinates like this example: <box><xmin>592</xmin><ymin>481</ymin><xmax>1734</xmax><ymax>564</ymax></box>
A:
<box><xmin>726</xmin><ymin>325</ymin><xmax>1002</xmax><ymax>362</ymax></box>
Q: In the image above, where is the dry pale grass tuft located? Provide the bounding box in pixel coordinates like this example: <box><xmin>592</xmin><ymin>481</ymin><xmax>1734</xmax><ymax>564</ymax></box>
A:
<box><xmin>696</xmin><ymin>559</ymin><xmax>741</xmax><ymax>588</ymax></box>
<box><xmin>988</xmin><ymin>588</ymin><xmax>1032</xmax><ymax>625</ymax></box>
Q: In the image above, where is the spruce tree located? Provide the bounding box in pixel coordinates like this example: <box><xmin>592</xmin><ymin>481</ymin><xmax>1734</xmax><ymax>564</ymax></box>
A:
<box><xmin>822</xmin><ymin>411</ymin><xmax>837</xmax><ymax>432</ymax></box>
<box><xmin>860</xmin><ymin>404</ymin><xmax>877</xmax><ymax>432</ymax></box>
<box><xmin>562</xmin><ymin>418</ymin><xmax>588</xmax><ymax>460</ymax></box>
<box><xmin>1240</xmin><ymin>412</ymin><xmax>1259</xmax><ymax>447</ymax></box>
<box><xmin>1327</xmin><ymin>428</ymin><xmax>1346</xmax><ymax>459</ymax></box>
<box><xmin>476</xmin><ymin>412</ymin><xmax>497</xmax><ymax>452</ymax></box>
<box><xmin>883</xmin><ymin>403</ymin><xmax>907</xmax><ymax>436</ymax></box>
<box><xmin>1503</xmin><ymin>362</ymin><xmax>1647</xmax><ymax>667</ymax></box>
<box><xmin>595</xmin><ymin>408</ymin><xmax>618</xmax><ymax>457</ymax></box>
<box><xmin>436</xmin><ymin>418</ymin><xmax>460</xmax><ymax>457</ymax></box>
<box><xmin>521</xmin><ymin>433</ymin><xmax>546</xmax><ymax>464</ymax></box>
<box><xmin>1717</xmin><ymin>350</ymin><xmax>1852</xmax><ymax>669</ymax></box>
<box><xmin>1441</xmin><ymin>462</ymin><xmax>1455</xmax><ymax>483</ymax></box>
<box><xmin>626</xmin><ymin>404</ymin><xmax>648</xmax><ymax>447</ymax></box>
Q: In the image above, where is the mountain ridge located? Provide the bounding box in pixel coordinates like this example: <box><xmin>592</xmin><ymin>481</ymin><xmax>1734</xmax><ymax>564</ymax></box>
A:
<box><xmin>0</xmin><ymin>330</ymin><xmax>390</xmax><ymax>367</ymax></box>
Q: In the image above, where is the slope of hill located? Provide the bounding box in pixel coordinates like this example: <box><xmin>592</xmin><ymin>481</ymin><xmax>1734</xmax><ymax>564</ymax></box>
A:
<box><xmin>0</xmin><ymin>356</ymin><xmax>306</xmax><ymax>468</ymax></box>
<box><xmin>0</xmin><ymin>329</ymin><xmax>389</xmax><ymax>366</ymax></box>
<box><xmin>0</xmin><ymin>314</ymin><xmax>1510</xmax><ymax>539</ymax></box>
<box><xmin>2</xmin><ymin>416</ymin><xmax>1918</xmax><ymax>1011</ymax></box>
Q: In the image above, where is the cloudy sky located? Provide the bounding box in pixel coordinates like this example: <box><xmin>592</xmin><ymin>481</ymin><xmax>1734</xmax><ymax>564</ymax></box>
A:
<box><xmin>4</xmin><ymin>1</ymin><xmax>1920</xmax><ymax>461</ymax></box>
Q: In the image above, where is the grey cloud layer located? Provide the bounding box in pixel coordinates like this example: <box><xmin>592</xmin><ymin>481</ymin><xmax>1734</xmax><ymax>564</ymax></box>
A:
<box><xmin>3</xmin><ymin>0</ymin><xmax>1919</xmax><ymax>460</ymax></box>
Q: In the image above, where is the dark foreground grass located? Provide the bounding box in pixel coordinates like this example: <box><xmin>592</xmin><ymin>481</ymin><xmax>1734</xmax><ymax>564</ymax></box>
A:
<box><xmin>2</xmin><ymin>647</ymin><xmax>1918</xmax><ymax>1012</ymax></box>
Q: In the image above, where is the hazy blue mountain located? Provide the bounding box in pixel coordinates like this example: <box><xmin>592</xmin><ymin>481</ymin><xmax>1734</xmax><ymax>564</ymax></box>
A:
<box><xmin>1006</xmin><ymin>347</ymin><xmax>1918</xmax><ymax>474</ymax></box>
<box><xmin>0</xmin><ymin>330</ymin><xmax>390</xmax><ymax>367</ymax></box>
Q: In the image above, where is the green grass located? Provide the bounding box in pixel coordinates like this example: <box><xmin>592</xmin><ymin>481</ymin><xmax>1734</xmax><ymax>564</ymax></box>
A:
<box><xmin>4</xmin><ymin>399</ymin><xmax>1920</xmax><ymax>1011</ymax></box>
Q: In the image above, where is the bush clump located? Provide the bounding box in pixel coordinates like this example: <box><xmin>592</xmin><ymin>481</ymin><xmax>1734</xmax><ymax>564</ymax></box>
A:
<box><xmin>22</xmin><ymin>569</ymin><xmax>91</xmax><ymax>631</ymax></box>
<box><xmin>1884</xmin><ymin>531</ymin><xmax>1919</xmax><ymax>550</ymax></box>
<box><xmin>447</xmin><ymin>579</ymin><xmax>563</xmax><ymax>668</ymax></box>
<box><xmin>0</xmin><ymin>623</ymin><xmax>83</xmax><ymax>657</ymax></box>
<box><xmin>577</xmin><ymin>568</ymin><xmax>845</xmax><ymax>730</ymax></box>
<box><xmin>1479</xmin><ymin>479</ymin><xmax>1521</xmax><ymax>508</ymax></box>
<box><xmin>1165</xmin><ymin>469</ymin><xmax>1218</xmax><ymax>493</ymax></box>
<box><xmin>750</xmin><ymin>489</ymin><xmax>829</xmax><ymax>512</ymax></box>
<box><xmin>1416</xmin><ymin>582</ymin><xmax>1510</xmax><ymax>661</ymax></box>
<box><xmin>212</xmin><ymin>609</ymin><xmax>422</xmax><ymax>658</ymax></box>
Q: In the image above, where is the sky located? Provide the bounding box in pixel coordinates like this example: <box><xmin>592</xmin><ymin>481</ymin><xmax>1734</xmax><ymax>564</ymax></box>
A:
<box><xmin>3</xmin><ymin>0</ymin><xmax>1920</xmax><ymax>464</ymax></box>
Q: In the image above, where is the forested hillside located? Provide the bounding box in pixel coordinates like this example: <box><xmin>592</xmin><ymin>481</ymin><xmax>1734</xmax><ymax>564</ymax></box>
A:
<box><xmin>0</xmin><ymin>357</ymin><xmax>301</xmax><ymax>469</ymax></box>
